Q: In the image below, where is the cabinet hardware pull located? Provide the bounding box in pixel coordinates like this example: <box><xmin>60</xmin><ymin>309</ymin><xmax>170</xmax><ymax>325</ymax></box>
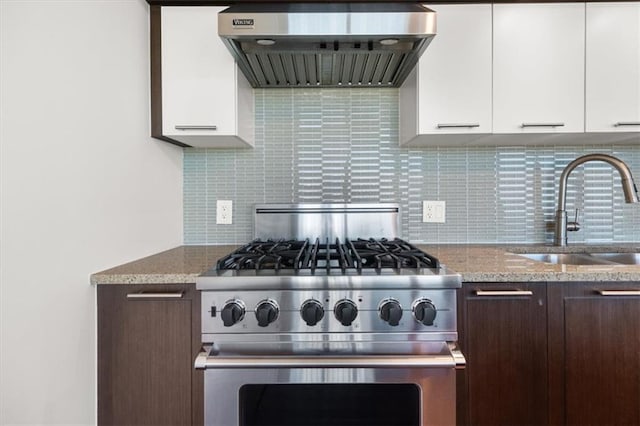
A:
<box><xmin>521</xmin><ymin>123</ymin><xmax>565</xmax><ymax>128</ymax></box>
<box><xmin>475</xmin><ymin>290</ymin><xmax>533</xmax><ymax>296</ymax></box>
<box><xmin>597</xmin><ymin>290</ymin><xmax>640</xmax><ymax>296</ymax></box>
<box><xmin>174</xmin><ymin>125</ymin><xmax>218</xmax><ymax>130</ymax></box>
<box><xmin>614</xmin><ymin>122</ymin><xmax>640</xmax><ymax>127</ymax></box>
<box><xmin>436</xmin><ymin>123</ymin><xmax>481</xmax><ymax>129</ymax></box>
<box><xmin>126</xmin><ymin>291</ymin><xmax>184</xmax><ymax>299</ymax></box>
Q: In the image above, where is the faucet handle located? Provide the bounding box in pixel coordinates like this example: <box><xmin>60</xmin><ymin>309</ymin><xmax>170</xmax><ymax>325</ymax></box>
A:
<box><xmin>567</xmin><ymin>209</ymin><xmax>581</xmax><ymax>232</ymax></box>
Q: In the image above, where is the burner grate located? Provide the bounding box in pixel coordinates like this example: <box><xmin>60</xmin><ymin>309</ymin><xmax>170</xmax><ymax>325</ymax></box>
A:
<box><xmin>216</xmin><ymin>238</ymin><xmax>439</xmax><ymax>272</ymax></box>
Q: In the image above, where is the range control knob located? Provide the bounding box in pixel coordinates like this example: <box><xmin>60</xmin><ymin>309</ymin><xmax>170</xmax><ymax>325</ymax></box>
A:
<box><xmin>334</xmin><ymin>299</ymin><xmax>358</xmax><ymax>326</ymax></box>
<box><xmin>379</xmin><ymin>298</ymin><xmax>403</xmax><ymax>326</ymax></box>
<box><xmin>221</xmin><ymin>299</ymin><xmax>245</xmax><ymax>327</ymax></box>
<box><xmin>300</xmin><ymin>299</ymin><xmax>324</xmax><ymax>326</ymax></box>
<box><xmin>255</xmin><ymin>299</ymin><xmax>279</xmax><ymax>327</ymax></box>
<box><xmin>412</xmin><ymin>298</ymin><xmax>437</xmax><ymax>326</ymax></box>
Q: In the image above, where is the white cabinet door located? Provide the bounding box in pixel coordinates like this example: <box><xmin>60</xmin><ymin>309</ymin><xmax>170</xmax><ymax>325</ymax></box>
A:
<box><xmin>493</xmin><ymin>3</ymin><xmax>585</xmax><ymax>134</ymax></box>
<box><xmin>586</xmin><ymin>2</ymin><xmax>640</xmax><ymax>133</ymax></box>
<box><xmin>400</xmin><ymin>4</ymin><xmax>492</xmax><ymax>145</ymax></box>
<box><xmin>161</xmin><ymin>7</ymin><xmax>253</xmax><ymax>148</ymax></box>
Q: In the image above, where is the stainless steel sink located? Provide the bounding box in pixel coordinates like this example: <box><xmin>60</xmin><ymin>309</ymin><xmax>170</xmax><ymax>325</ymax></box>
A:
<box><xmin>518</xmin><ymin>252</ymin><xmax>640</xmax><ymax>265</ymax></box>
<box><xmin>589</xmin><ymin>253</ymin><xmax>640</xmax><ymax>265</ymax></box>
<box><xmin>518</xmin><ymin>253</ymin><xmax>619</xmax><ymax>265</ymax></box>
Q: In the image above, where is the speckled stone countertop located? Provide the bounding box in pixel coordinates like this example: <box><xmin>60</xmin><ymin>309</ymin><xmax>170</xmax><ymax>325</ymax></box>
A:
<box><xmin>90</xmin><ymin>243</ymin><xmax>640</xmax><ymax>285</ymax></box>
<box><xmin>419</xmin><ymin>244</ymin><xmax>640</xmax><ymax>282</ymax></box>
<box><xmin>90</xmin><ymin>245</ymin><xmax>237</xmax><ymax>285</ymax></box>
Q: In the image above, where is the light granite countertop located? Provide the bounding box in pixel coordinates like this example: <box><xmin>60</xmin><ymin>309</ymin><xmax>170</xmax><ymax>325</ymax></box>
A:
<box><xmin>90</xmin><ymin>243</ymin><xmax>640</xmax><ymax>285</ymax></box>
<box><xmin>90</xmin><ymin>245</ymin><xmax>238</xmax><ymax>285</ymax></box>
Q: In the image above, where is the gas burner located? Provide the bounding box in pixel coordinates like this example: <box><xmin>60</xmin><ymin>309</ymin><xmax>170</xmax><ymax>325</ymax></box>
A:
<box><xmin>216</xmin><ymin>237</ymin><xmax>439</xmax><ymax>273</ymax></box>
<box><xmin>216</xmin><ymin>240</ymin><xmax>309</xmax><ymax>270</ymax></box>
<box><xmin>348</xmin><ymin>238</ymin><xmax>440</xmax><ymax>270</ymax></box>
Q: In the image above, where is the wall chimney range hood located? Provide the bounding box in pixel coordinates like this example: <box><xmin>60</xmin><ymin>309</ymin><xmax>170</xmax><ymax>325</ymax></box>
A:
<box><xmin>218</xmin><ymin>3</ymin><xmax>436</xmax><ymax>88</ymax></box>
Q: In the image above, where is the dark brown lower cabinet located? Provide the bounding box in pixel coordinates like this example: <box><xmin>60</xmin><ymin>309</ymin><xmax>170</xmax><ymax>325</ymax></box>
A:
<box><xmin>460</xmin><ymin>281</ymin><xmax>640</xmax><ymax>426</ymax></box>
<box><xmin>458</xmin><ymin>283</ymin><xmax>548</xmax><ymax>426</ymax></box>
<box><xmin>98</xmin><ymin>284</ymin><xmax>203</xmax><ymax>426</ymax></box>
<box><xmin>548</xmin><ymin>282</ymin><xmax>640</xmax><ymax>426</ymax></box>
<box><xmin>96</xmin><ymin>281</ymin><xmax>639</xmax><ymax>426</ymax></box>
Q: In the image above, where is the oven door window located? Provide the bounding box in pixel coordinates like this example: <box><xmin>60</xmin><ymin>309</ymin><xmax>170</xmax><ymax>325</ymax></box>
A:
<box><xmin>239</xmin><ymin>383</ymin><xmax>420</xmax><ymax>426</ymax></box>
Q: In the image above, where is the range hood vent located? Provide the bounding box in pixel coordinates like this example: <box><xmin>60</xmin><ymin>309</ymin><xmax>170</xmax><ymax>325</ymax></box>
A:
<box><xmin>218</xmin><ymin>3</ymin><xmax>436</xmax><ymax>88</ymax></box>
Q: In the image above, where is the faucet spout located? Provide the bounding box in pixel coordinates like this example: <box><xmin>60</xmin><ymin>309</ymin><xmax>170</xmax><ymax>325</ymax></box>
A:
<box><xmin>554</xmin><ymin>153</ymin><xmax>639</xmax><ymax>246</ymax></box>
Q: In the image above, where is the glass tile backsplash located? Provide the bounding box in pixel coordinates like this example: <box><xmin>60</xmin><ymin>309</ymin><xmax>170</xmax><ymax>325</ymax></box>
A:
<box><xmin>184</xmin><ymin>88</ymin><xmax>640</xmax><ymax>245</ymax></box>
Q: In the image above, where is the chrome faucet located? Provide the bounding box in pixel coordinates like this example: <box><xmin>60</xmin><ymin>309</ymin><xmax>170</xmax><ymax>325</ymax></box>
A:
<box><xmin>554</xmin><ymin>153</ymin><xmax>639</xmax><ymax>246</ymax></box>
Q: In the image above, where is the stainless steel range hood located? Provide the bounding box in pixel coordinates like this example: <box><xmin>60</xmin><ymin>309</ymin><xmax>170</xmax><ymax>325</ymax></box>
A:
<box><xmin>218</xmin><ymin>3</ymin><xmax>436</xmax><ymax>88</ymax></box>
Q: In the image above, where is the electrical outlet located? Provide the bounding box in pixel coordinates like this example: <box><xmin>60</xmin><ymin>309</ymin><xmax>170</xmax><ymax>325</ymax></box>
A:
<box><xmin>216</xmin><ymin>200</ymin><xmax>233</xmax><ymax>225</ymax></box>
<box><xmin>423</xmin><ymin>201</ymin><xmax>446</xmax><ymax>223</ymax></box>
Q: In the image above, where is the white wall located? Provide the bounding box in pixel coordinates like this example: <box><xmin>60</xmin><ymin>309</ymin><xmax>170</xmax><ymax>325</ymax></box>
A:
<box><xmin>0</xmin><ymin>1</ymin><xmax>183</xmax><ymax>424</ymax></box>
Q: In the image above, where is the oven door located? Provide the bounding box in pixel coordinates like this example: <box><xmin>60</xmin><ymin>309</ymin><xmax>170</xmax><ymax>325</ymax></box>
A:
<box><xmin>195</xmin><ymin>341</ymin><xmax>465</xmax><ymax>426</ymax></box>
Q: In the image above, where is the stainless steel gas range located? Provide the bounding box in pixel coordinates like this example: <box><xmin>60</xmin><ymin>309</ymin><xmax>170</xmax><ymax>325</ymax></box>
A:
<box><xmin>195</xmin><ymin>204</ymin><xmax>465</xmax><ymax>426</ymax></box>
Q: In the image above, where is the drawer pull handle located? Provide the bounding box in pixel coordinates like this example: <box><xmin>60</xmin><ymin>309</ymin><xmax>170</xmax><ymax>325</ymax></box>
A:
<box><xmin>614</xmin><ymin>122</ymin><xmax>640</xmax><ymax>127</ymax></box>
<box><xmin>126</xmin><ymin>291</ymin><xmax>184</xmax><ymax>299</ymax></box>
<box><xmin>597</xmin><ymin>290</ymin><xmax>640</xmax><ymax>296</ymax></box>
<box><xmin>521</xmin><ymin>123</ymin><xmax>565</xmax><ymax>128</ymax></box>
<box><xmin>174</xmin><ymin>125</ymin><xmax>218</xmax><ymax>131</ymax></box>
<box><xmin>437</xmin><ymin>123</ymin><xmax>480</xmax><ymax>129</ymax></box>
<box><xmin>475</xmin><ymin>290</ymin><xmax>533</xmax><ymax>297</ymax></box>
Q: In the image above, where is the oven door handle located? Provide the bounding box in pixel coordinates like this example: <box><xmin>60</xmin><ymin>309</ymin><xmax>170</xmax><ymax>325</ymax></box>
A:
<box><xmin>195</xmin><ymin>344</ymin><xmax>466</xmax><ymax>370</ymax></box>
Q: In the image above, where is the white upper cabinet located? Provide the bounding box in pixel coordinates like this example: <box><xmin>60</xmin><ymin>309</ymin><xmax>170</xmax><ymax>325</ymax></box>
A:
<box><xmin>492</xmin><ymin>3</ymin><xmax>585</xmax><ymax>134</ymax></box>
<box><xmin>160</xmin><ymin>7</ymin><xmax>253</xmax><ymax>148</ymax></box>
<box><xmin>400</xmin><ymin>4</ymin><xmax>492</xmax><ymax>145</ymax></box>
<box><xmin>586</xmin><ymin>2</ymin><xmax>640</xmax><ymax>133</ymax></box>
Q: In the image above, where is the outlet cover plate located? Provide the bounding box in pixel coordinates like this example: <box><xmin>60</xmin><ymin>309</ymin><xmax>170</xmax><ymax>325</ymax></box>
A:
<box><xmin>423</xmin><ymin>201</ymin><xmax>446</xmax><ymax>223</ymax></box>
<box><xmin>216</xmin><ymin>200</ymin><xmax>233</xmax><ymax>225</ymax></box>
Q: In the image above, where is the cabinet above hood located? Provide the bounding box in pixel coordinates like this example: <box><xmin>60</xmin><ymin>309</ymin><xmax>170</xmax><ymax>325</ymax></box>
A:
<box><xmin>217</xmin><ymin>3</ymin><xmax>436</xmax><ymax>88</ymax></box>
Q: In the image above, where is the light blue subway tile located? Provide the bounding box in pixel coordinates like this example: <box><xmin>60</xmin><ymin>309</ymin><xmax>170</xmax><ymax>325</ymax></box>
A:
<box><xmin>184</xmin><ymin>88</ymin><xmax>640</xmax><ymax>245</ymax></box>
